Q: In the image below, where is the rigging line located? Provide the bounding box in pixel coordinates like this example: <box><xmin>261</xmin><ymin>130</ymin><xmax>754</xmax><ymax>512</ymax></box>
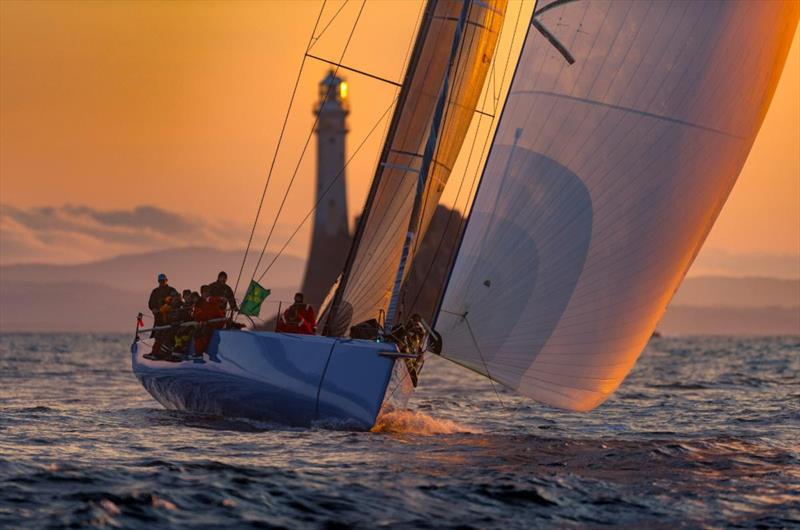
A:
<box><xmin>430</xmin><ymin>0</ymin><xmax>526</xmax><ymax>324</ymax></box>
<box><xmin>407</xmin><ymin>3</ymin><xmax>477</xmax><ymax>263</ymax></box>
<box><xmin>407</xmin><ymin>5</ymin><xmax>489</xmax><ymax>268</ymax></box>
<box><xmin>409</xmin><ymin>0</ymin><xmax>523</xmax><ymax>313</ymax></box>
<box><xmin>305</xmin><ymin>53</ymin><xmax>403</xmax><ymax>87</ymax></box>
<box><xmin>406</xmin><ymin>77</ymin><xmax>493</xmax><ymax>312</ymax></box>
<box><xmin>309</xmin><ymin>0</ymin><xmax>350</xmax><ymax>50</ymax></box>
<box><xmin>321</xmin><ymin>1</ymin><xmax>423</xmax><ymax>302</ymax></box>
<box><xmin>360</xmin><ymin>3</ymin><xmax>505</xmax><ymax>313</ymax></box>
<box><xmin>249</xmin><ymin>0</ymin><xmax>367</xmax><ymax>286</ymax></box>
<box><xmin>233</xmin><ymin>1</ymin><xmax>328</xmax><ymax>300</ymax></box>
<box><xmin>490</xmin><ymin>0</ymin><xmax>524</xmax><ymax>119</ymax></box>
<box><xmin>257</xmin><ymin>96</ymin><xmax>398</xmax><ymax>280</ymax></box>
<box><xmin>324</xmin><ymin>0</ymin><xmax>432</xmax><ymax>331</ymax></box>
<box><xmin>383</xmin><ymin>361</ymin><xmax>413</xmax><ymax>404</ymax></box>
<box><xmin>489</xmin><ymin>3</ymin><xmax>505</xmax><ymax>109</ymax></box>
<box><xmin>385</xmin><ymin>0</ymin><xmax>472</xmax><ymax>329</ymax></box>
<box><xmin>409</xmin><ymin>0</ymin><xmax>508</xmax><ymax>244</ymax></box>
<box><xmin>400</xmin><ymin>0</ymin><xmax>427</xmax><ymax>84</ymax></box>
<box><xmin>346</xmin><ymin>0</ymin><xmax>423</xmax><ymax>288</ymax></box>
<box><xmin>462</xmin><ymin>313</ymin><xmax>505</xmax><ymax>408</ymax></box>
<box><xmin>494</xmin><ymin>0</ymin><xmax>525</xmax><ymax>111</ymax></box>
<box><xmin>343</xmin><ymin>87</ymin><xmax>404</xmax><ymax>296</ymax></box>
<box><xmin>343</xmin><ymin>7</ymin><xmax>454</xmax><ymax>284</ymax></box>
<box><xmin>342</xmin><ymin>87</ymin><xmax>440</xmax><ymax>290</ymax></box>
<box><xmin>413</xmin><ymin>1</ymin><xmax>515</xmax><ymax>275</ymax></box>
<box><xmin>533</xmin><ymin>0</ymin><xmax>583</xmax><ymax>18</ymax></box>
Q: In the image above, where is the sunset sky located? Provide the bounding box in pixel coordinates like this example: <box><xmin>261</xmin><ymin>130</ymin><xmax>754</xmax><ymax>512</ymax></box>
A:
<box><xmin>1</xmin><ymin>0</ymin><xmax>798</xmax><ymax>276</ymax></box>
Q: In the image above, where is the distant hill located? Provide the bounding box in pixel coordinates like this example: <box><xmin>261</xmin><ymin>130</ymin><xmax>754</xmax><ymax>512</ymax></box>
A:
<box><xmin>1</xmin><ymin>247</ymin><xmax>797</xmax><ymax>335</ymax></box>
<box><xmin>1</xmin><ymin>247</ymin><xmax>304</xmax><ymax>296</ymax></box>
<box><xmin>0</xmin><ymin>247</ymin><xmax>306</xmax><ymax>332</ymax></box>
<box><xmin>658</xmin><ymin>306</ymin><xmax>799</xmax><ymax>336</ymax></box>
<box><xmin>0</xmin><ymin>282</ymin><xmax>142</xmax><ymax>332</ymax></box>
<box><xmin>671</xmin><ymin>276</ymin><xmax>800</xmax><ymax>308</ymax></box>
<box><xmin>687</xmin><ymin>250</ymin><xmax>800</xmax><ymax>279</ymax></box>
<box><xmin>656</xmin><ymin>276</ymin><xmax>799</xmax><ymax>335</ymax></box>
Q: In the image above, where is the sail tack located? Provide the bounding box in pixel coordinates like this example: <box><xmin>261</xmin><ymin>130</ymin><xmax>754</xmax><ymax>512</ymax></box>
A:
<box><xmin>437</xmin><ymin>0</ymin><xmax>799</xmax><ymax>411</ymax></box>
<box><xmin>327</xmin><ymin>0</ymin><xmax>507</xmax><ymax>335</ymax></box>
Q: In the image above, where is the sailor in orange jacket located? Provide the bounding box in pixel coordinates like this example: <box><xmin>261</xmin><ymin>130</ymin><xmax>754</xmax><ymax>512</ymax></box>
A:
<box><xmin>192</xmin><ymin>285</ymin><xmax>227</xmax><ymax>353</ymax></box>
<box><xmin>277</xmin><ymin>293</ymin><xmax>316</xmax><ymax>335</ymax></box>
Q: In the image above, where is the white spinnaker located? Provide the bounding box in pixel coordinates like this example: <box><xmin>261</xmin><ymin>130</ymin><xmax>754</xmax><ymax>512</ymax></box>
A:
<box><xmin>436</xmin><ymin>0</ymin><xmax>799</xmax><ymax>411</ymax></box>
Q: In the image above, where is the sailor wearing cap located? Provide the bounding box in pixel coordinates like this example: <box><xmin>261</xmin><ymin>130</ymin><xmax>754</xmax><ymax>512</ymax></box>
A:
<box><xmin>147</xmin><ymin>273</ymin><xmax>179</xmax><ymax>350</ymax></box>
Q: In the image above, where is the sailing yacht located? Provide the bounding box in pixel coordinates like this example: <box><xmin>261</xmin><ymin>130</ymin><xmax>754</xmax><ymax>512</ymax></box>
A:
<box><xmin>132</xmin><ymin>0</ymin><xmax>799</xmax><ymax>429</ymax></box>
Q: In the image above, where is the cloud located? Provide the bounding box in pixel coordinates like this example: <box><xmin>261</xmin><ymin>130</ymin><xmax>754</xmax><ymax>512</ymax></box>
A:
<box><xmin>0</xmin><ymin>204</ymin><xmax>305</xmax><ymax>265</ymax></box>
<box><xmin>64</xmin><ymin>205</ymin><xmax>196</xmax><ymax>235</ymax></box>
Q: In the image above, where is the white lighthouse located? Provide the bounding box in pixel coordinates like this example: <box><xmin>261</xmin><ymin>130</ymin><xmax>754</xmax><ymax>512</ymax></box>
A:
<box><xmin>300</xmin><ymin>70</ymin><xmax>352</xmax><ymax>308</ymax></box>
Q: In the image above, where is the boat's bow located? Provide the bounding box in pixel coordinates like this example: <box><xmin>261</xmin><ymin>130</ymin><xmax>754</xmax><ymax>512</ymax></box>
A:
<box><xmin>132</xmin><ymin>330</ymin><xmax>404</xmax><ymax>430</ymax></box>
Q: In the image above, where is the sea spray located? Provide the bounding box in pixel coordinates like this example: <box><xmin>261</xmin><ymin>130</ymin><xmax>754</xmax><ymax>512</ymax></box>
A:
<box><xmin>370</xmin><ymin>408</ymin><xmax>478</xmax><ymax>435</ymax></box>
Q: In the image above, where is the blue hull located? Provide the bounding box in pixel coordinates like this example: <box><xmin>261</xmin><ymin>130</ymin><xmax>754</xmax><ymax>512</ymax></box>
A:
<box><xmin>132</xmin><ymin>330</ymin><xmax>400</xmax><ymax>430</ymax></box>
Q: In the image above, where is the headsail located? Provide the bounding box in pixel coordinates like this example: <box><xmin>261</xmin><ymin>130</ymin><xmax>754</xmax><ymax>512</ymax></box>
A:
<box><xmin>325</xmin><ymin>0</ymin><xmax>507</xmax><ymax>335</ymax></box>
<box><xmin>436</xmin><ymin>0</ymin><xmax>799</xmax><ymax>411</ymax></box>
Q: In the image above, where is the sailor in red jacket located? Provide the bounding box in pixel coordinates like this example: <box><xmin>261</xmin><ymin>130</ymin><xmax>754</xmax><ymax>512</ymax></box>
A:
<box><xmin>192</xmin><ymin>285</ymin><xmax>227</xmax><ymax>353</ymax></box>
<box><xmin>277</xmin><ymin>293</ymin><xmax>316</xmax><ymax>335</ymax></box>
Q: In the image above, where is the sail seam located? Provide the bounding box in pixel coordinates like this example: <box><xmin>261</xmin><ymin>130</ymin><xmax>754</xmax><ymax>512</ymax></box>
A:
<box><xmin>512</xmin><ymin>90</ymin><xmax>744</xmax><ymax>138</ymax></box>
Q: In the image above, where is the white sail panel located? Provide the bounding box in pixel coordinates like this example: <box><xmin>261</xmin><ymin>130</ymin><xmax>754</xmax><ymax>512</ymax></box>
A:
<box><xmin>437</xmin><ymin>0</ymin><xmax>799</xmax><ymax>411</ymax></box>
<box><xmin>328</xmin><ymin>0</ymin><xmax>506</xmax><ymax>334</ymax></box>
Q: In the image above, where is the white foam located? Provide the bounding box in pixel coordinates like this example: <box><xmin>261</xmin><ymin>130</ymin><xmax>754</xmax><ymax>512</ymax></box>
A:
<box><xmin>370</xmin><ymin>409</ymin><xmax>478</xmax><ymax>435</ymax></box>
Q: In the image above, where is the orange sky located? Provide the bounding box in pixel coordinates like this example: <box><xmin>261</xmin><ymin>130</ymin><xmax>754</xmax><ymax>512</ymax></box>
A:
<box><xmin>1</xmin><ymin>0</ymin><xmax>798</xmax><ymax>268</ymax></box>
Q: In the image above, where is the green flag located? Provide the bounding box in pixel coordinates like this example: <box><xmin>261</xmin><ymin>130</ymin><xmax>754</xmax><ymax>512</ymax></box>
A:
<box><xmin>240</xmin><ymin>280</ymin><xmax>270</xmax><ymax>316</ymax></box>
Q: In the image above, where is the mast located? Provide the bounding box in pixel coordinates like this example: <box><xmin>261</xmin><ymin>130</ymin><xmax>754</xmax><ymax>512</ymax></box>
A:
<box><xmin>323</xmin><ymin>0</ymin><xmax>437</xmax><ymax>336</ymax></box>
<box><xmin>324</xmin><ymin>0</ymin><xmax>508</xmax><ymax>336</ymax></box>
<box><xmin>383</xmin><ymin>0</ymin><xmax>470</xmax><ymax>331</ymax></box>
<box><xmin>431</xmin><ymin>22</ymin><xmax>533</xmax><ymax>330</ymax></box>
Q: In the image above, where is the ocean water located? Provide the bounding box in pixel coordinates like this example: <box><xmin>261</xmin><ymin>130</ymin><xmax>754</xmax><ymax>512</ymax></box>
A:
<box><xmin>0</xmin><ymin>334</ymin><xmax>798</xmax><ymax>529</ymax></box>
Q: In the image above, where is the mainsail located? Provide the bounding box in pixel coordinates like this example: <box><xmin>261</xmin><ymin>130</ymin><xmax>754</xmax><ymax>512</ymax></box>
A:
<box><xmin>325</xmin><ymin>0</ymin><xmax>507</xmax><ymax>335</ymax></box>
<box><xmin>436</xmin><ymin>0</ymin><xmax>799</xmax><ymax>411</ymax></box>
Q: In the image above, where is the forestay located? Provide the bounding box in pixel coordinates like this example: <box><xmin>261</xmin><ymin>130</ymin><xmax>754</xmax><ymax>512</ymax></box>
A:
<box><xmin>436</xmin><ymin>0</ymin><xmax>799</xmax><ymax>411</ymax></box>
<box><xmin>327</xmin><ymin>0</ymin><xmax>507</xmax><ymax>335</ymax></box>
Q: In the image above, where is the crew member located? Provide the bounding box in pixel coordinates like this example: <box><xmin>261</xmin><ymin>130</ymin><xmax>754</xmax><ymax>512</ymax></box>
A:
<box><xmin>193</xmin><ymin>285</ymin><xmax>227</xmax><ymax>354</ymax></box>
<box><xmin>277</xmin><ymin>293</ymin><xmax>316</xmax><ymax>335</ymax></box>
<box><xmin>173</xmin><ymin>292</ymin><xmax>195</xmax><ymax>354</ymax></box>
<box><xmin>208</xmin><ymin>271</ymin><xmax>238</xmax><ymax>311</ymax></box>
<box><xmin>148</xmin><ymin>274</ymin><xmax>179</xmax><ymax>323</ymax></box>
<box><xmin>147</xmin><ymin>273</ymin><xmax>179</xmax><ymax>355</ymax></box>
<box><xmin>157</xmin><ymin>294</ymin><xmax>184</xmax><ymax>357</ymax></box>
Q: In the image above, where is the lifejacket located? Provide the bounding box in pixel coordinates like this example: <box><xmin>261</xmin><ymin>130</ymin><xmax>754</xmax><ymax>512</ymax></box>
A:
<box><xmin>159</xmin><ymin>299</ymin><xmax>177</xmax><ymax>323</ymax></box>
<box><xmin>277</xmin><ymin>303</ymin><xmax>315</xmax><ymax>335</ymax></box>
<box><xmin>193</xmin><ymin>296</ymin><xmax>226</xmax><ymax>322</ymax></box>
<box><xmin>192</xmin><ymin>296</ymin><xmax>227</xmax><ymax>354</ymax></box>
